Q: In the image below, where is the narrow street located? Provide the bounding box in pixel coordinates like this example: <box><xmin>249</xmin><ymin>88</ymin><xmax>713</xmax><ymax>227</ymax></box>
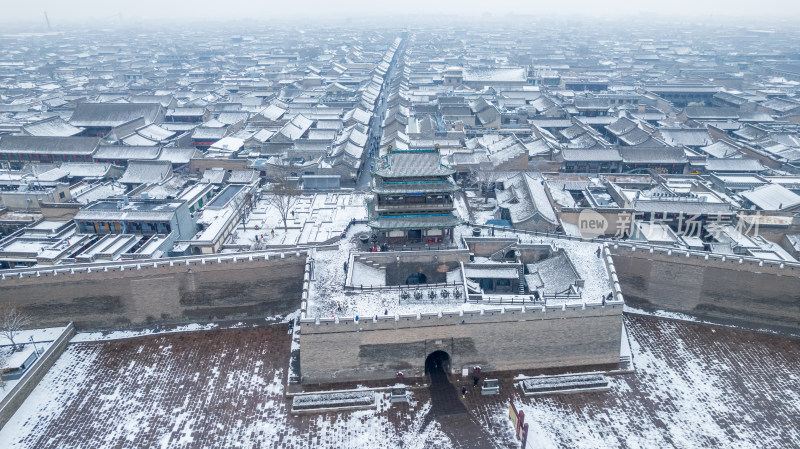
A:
<box><xmin>356</xmin><ymin>36</ymin><xmax>406</xmax><ymax>191</ymax></box>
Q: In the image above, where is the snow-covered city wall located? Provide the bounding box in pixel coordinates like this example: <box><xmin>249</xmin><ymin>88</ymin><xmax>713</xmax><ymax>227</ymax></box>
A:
<box><xmin>611</xmin><ymin>242</ymin><xmax>800</xmax><ymax>333</ymax></box>
<box><xmin>299</xmin><ymin>302</ymin><xmax>623</xmax><ymax>383</ymax></box>
<box><xmin>0</xmin><ymin>250</ymin><xmax>308</xmax><ymax>329</ymax></box>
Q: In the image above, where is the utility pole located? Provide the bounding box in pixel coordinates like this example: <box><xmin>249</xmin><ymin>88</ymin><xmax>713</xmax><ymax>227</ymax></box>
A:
<box><xmin>29</xmin><ymin>336</ymin><xmax>40</xmax><ymax>358</ymax></box>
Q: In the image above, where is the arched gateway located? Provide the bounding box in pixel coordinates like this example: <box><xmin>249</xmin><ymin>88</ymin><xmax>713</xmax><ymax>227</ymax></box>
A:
<box><xmin>425</xmin><ymin>350</ymin><xmax>451</xmax><ymax>375</ymax></box>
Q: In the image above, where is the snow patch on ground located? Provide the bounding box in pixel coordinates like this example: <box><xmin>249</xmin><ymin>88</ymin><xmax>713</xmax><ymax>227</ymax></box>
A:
<box><xmin>71</xmin><ymin>315</ymin><xmax>298</xmax><ymax>343</ymax></box>
<box><xmin>0</xmin><ymin>327</ymin><xmax>65</xmax><ymax>346</ymax></box>
<box><xmin>502</xmin><ymin>317</ymin><xmax>800</xmax><ymax>448</ymax></box>
<box><xmin>624</xmin><ymin>305</ymin><xmax>700</xmax><ymax>322</ymax></box>
<box><xmin>351</xmin><ymin>261</ymin><xmax>386</xmax><ymax>287</ymax></box>
<box><xmin>0</xmin><ymin>325</ymin><xmax>69</xmax><ymax>401</ymax></box>
<box><xmin>624</xmin><ymin>305</ymin><xmax>798</xmax><ymax>338</ymax></box>
<box><xmin>71</xmin><ymin>323</ymin><xmax>222</xmax><ymax>343</ymax></box>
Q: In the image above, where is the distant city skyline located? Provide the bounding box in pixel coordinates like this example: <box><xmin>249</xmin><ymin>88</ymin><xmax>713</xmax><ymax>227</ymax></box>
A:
<box><xmin>3</xmin><ymin>0</ymin><xmax>800</xmax><ymax>26</ymax></box>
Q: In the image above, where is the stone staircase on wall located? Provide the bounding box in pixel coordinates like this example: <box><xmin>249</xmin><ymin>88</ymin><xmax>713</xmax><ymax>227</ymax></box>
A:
<box><xmin>357</xmin><ymin>256</ymin><xmax>386</xmax><ymax>270</ymax></box>
<box><xmin>489</xmin><ymin>243</ymin><xmax>517</xmax><ymax>261</ymax></box>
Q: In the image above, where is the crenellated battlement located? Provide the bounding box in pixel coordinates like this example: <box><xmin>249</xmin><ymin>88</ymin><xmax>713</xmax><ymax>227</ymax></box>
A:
<box><xmin>610</xmin><ymin>241</ymin><xmax>800</xmax><ymax>334</ymax></box>
<box><xmin>602</xmin><ymin>243</ymin><xmax>625</xmax><ymax>303</ymax></box>
<box><xmin>0</xmin><ymin>250</ymin><xmax>308</xmax><ymax>286</ymax></box>
<box><xmin>299</xmin><ymin>300</ymin><xmax>623</xmax><ymax>334</ymax></box>
<box><xmin>0</xmin><ymin>249</ymin><xmax>309</xmax><ymax>329</ymax></box>
<box><xmin>611</xmin><ymin>241</ymin><xmax>800</xmax><ymax>277</ymax></box>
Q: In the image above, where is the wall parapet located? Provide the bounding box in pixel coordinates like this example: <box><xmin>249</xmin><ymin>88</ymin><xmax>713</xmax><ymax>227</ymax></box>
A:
<box><xmin>298</xmin><ymin>300</ymin><xmax>623</xmax><ymax>334</ymax></box>
<box><xmin>352</xmin><ymin>249</ymin><xmax>470</xmax><ymax>265</ymax></box>
<box><xmin>611</xmin><ymin>241</ymin><xmax>800</xmax><ymax>276</ymax></box>
<box><xmin>602</xmin><ymin>243</ymin><xmax>625</xmax><ymax>303</ymax></box>
<box><xmin>0</xmin><ymin>249</ymin><xmax>309</xmax><ymax>283</ymax></box>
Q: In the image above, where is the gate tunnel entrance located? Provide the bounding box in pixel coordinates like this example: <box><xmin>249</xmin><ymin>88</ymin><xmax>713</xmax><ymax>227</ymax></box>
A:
<box><xmin>424</xmin><ymin>350</ymin><xmax>466</xmax><ymax>417</ymax></box>
<box><xmin>425</xmin><ymin>350</ymin><xmax>451</xmax><ymax>376</ymax></box>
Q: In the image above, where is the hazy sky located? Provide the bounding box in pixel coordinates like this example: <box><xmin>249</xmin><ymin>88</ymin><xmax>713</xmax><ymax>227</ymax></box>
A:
<box><xmin>3</xmin><ymin>0</ymin><xmax>800</xmax><ymax>25</ymax></box>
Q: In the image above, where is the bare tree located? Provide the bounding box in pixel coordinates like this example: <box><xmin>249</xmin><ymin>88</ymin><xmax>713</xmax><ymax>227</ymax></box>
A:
<box><xmin>266</xmin><ymin>162</ymin><xmax>301</xmax><ymax>231</ymax></box>
<box><xmin>468</xmin><ymin>165</ymin><xmax>500</xmax><ymax>204</ymax></box>
<box><xmin>236</xmin><ymin>192</ymin><xmax>254</xmax><ymax>231</ymax></box>
<box><xmin>1</xmin><ymin>305</ymin><xmax>31</xmax><ymax>352</ymax></box>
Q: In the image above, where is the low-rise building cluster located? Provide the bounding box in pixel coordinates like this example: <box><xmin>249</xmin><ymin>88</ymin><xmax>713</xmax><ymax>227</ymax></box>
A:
<box><xmin>1</xmin><ymin>21</ymin><xmax>799</xmax><ymax>268</ymax></box>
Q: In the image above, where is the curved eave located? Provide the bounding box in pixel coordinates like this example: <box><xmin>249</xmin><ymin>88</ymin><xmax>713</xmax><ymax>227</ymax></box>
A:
<box><xmin>372</xmin><ymin>184</ymin><xmax>459</xmax><ymax>195</ymax></box>
<box><xmin>372</xmin><ymin>166</ymin><xmax>456</xmax><ymax>178</ymax></box>
<box><xmin>368</xmin><ymin>215</ymin><xmax>464</xmax><ymax>230</ymax></box>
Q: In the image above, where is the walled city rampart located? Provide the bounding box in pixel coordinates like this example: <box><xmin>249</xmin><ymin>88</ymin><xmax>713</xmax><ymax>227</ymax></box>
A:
<box><xmin>0</xmin><ymin>250</ymin><xmax>307</xmax><ymax>329</ymax></box>
<box><xmin>299</xmin><ymin>301</ymin><xmax>623</xmax><ymax>383</ymax></box>
<box><xmin>610</xmin><ymin>242</ymin><xmax>800</xmax><ymax>334</ymax></box>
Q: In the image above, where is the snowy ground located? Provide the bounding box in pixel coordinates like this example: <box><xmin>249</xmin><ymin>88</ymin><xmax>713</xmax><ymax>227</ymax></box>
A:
<box><xmin>499</xmin><ymin>315</ymin><xmax>800</xmax><ymax>449</ymax></box>
<box><xmin>229</xmin><ymin>192</ymin><xmax>367</xmax><ymax>248</ymax></box>
<box><xmin>350</xmin><ymin>261</ymin><xmax>386</xmax><ymax>287</ymax></box>
<box><xmin>624</xmin><ymin>304</ymin><xmax>700</xmax><ymax>323</ymax></box>
<box><xmin>1</xmin><ymin>316</ymin><xmax>797</xmax><ymax>448</ymax></box>
<box><xmin>462</xmin><ymin>190</ymin><xmax>496</xmax><ymax>225</ymax></box>
<box><xmin>307</xmin><ymin>225</ymin><xmax>366</xmax><ymax>318</ymax></box>
<box><xmin>0</xmin><ymin>327</ymin><xmax>65</xmax><ymax>347</ymax></box>
<box><xmin>0</xmin><ymin>326</ymin><xmax>67</xmax><ymax>401</ymax></box>
<box><xmin>0</xmin><ymin>325</ymin><xmax>451</xmax><ymax>449</ymax></box>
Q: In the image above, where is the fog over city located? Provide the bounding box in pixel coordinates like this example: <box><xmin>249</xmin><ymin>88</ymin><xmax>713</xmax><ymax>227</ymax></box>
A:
<box><xmin>3</xmin><ymin>0</ymin><xmax>800</xmax><ymax>25</ymax></box>
<box><xmin>0</xmin><ymin>1</ymin><xmax>799</xmax><ymax>448</ymax></box>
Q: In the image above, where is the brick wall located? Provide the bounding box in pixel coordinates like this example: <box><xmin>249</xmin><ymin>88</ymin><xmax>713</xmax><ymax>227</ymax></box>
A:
<box><xmin>188</xmin><ymin>158</ymin><xmax>249</xmax><ymax>175</ymax></box>
<box><xmin>610</xmin><ymin>244</ymin><xmax>800</xmax><ymax>333</ymax></box>
<box><xmin>299</xmin><ymin>303</ymin><xmax>623</xmax><ymax>383</ymax></box>
<box><xmin>0</xmin><ymin>251</ymin><xmax>306</xmax><ymax>329</ymax></box>
<box><xmin>40</xmin><ymin>202</ymin><xmax>81</xmax><ymax>220</ymax></box>
<box><xmin>464</xmin><ymin>238</ymin><xmax>517</xmax><ymax>257</ymax></box>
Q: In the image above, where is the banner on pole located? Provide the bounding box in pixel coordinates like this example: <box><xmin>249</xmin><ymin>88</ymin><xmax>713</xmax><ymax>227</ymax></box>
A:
<box><xmin>508</xmin><ymin>400</ymin><xmax>519</xmax><ymax>438</ymax></box>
